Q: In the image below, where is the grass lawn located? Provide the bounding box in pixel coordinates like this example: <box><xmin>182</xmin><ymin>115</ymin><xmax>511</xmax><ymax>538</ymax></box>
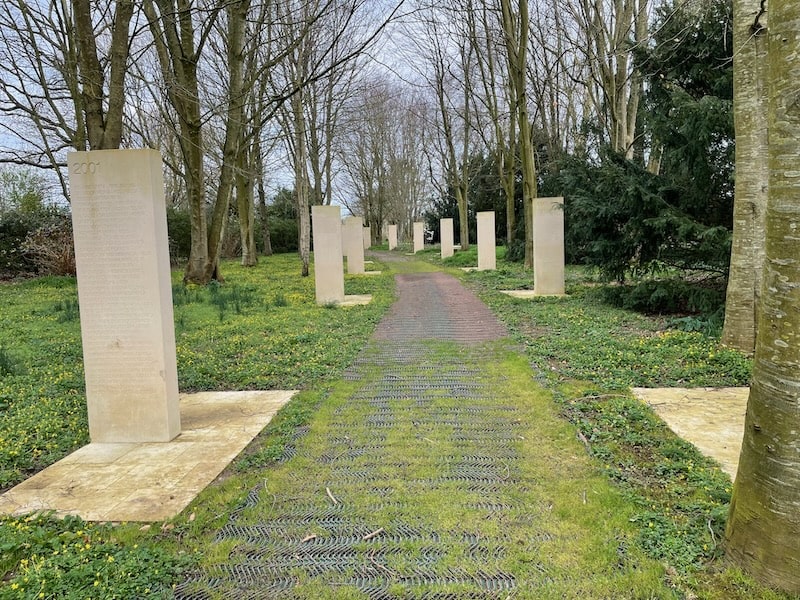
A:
<box><xmin>0</xmin><ymin>249</ymin><xmax>792</xmax><ymax>599</ymax></box>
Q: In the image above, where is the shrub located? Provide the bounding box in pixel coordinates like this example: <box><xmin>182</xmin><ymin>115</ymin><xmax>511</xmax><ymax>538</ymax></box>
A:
<box><xmin>594</xmin><ymin>277</ymin><xmax>726</xmax><ymax>317</ymax></box>
<box><xmin>0</xmin><ymin>211</ymin><xmax>38</xmax><ymax>277</ymax></box>
<box><xmin>23</xmin><ymin>213</ymin><xmax>75</xmax><ymax>276</ymax></box>
<box><xmin>167</xmin><ymin>206</ymin><xmax>192</xmax><ymax>263</ymax></box>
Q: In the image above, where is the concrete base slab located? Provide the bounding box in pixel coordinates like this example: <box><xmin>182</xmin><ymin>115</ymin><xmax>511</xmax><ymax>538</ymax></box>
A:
<box><xmin>340</xmin><ymin>294</ymin><xmax>373</xmax><ymax>306</ymax></box>
<box><xmin>0</xmin><ymin>390</ymin><xmax>295</xmax><ymax>522</ymax></box>
<box><xmin>500</xmin><ymin>290</ymin><xmax>568</xmax><ymax>299</ymax></box>
<box><xmin>352</xmin><ymin>271</ymin><xmax>382</xmax><ymax>276</ymax></box>
<box><xmin>632</xmin><ymin>386</ymin><xmax>748</xmax><ymax>479</ymax></box>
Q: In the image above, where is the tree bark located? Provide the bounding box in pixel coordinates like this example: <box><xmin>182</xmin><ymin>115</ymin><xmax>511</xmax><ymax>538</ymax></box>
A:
<box><xmin>203</xmin><ymin>0</ymin><xmax>250</xmax><ymax>281</ymax></box>
<box><xmin>721</xmin><ymin>0</ymin><xmax>769</xmax><ymax>354</ymax></box>
<box><xmin>501</xmin><ymin>0</ymin><xmax>537</xmax><ymax>268</ymax></box>
<box><xmin>236</xmin><ymin>142</ymin><xmax>257</xmax><ymax>266</ymax></box>
<box><xmin>142</xmin><ymin>0</ymin><xmax>212</xmax><ymax>284</ymax></box>
<box><xmin>725</xmin><ymin>0</ymin><xmax>800</xmax><ymax>591</ymax></box>
<box><xmin>71</xmin><ymin>0</ymin><xmax>134</xmax><ymax>149</ymax></box>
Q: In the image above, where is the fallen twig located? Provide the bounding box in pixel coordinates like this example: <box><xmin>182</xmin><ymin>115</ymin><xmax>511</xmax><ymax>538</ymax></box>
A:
<box><xmin>576</xmin><ymin>430</ymin><xmax>592</xmax><ymax>454</ymax></box>
<box><xmin>362</xmin><ymin>527</ymin><xmax>384</xmax><ymax>541</ymax></box>
<box><xmin>301</xmin><ymin>533</ymin><xmax>317</xmax><ymax>543</ymax></box>
<box><xmin>368</xmin><ymin>549</ymin><xmax>396</xmax><ymax>579</ymax></box>
<box><xmin>326</xmin><ymin>487</ymin><xmax>339</xmax><ymax>505</ymax></box>
<box><xmin>707</xmin><ymin>518</ymin><xmax>717</xmax><ymax>549</ymax></box>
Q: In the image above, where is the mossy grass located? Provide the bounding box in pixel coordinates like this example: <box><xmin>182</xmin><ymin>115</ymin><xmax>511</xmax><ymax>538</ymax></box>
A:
<box><xmin>0</xmin><ymin>251</ymin><xmax>788</xmax><ymax>598</ymax></box>
<box><xmin>0</xmin><ymin>252</ymin><xmax>396</xmax><ymax>598</ymax></box>
<box><xmin>180</xmin><ymin>340</ymin><xmax>677</xmax><ymax>598</ymax></box>
<box><xmin>435</xmin><ymin>255</ymin><xmax>789</xmax><ymax>599</ymax></box>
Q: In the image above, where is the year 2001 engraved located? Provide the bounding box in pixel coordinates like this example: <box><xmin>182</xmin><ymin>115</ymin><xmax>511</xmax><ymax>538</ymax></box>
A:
<box><xmin>71</xmin><ymin>161</ymin><xmax>100</xmax><ymax>175</ymax></box>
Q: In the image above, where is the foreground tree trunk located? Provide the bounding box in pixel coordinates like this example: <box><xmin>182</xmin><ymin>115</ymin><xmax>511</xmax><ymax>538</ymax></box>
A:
<box><xmin>721</xmin><ymin>0</ymin><xmax>769</xmax><ymax>353</ymax></box>
<box><xmin>725</xmin><ymin>1</ymin><xmax>800</xmax><ymax>591</ymax></box>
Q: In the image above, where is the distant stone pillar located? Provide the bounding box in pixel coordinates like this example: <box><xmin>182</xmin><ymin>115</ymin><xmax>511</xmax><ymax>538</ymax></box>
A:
<box><xmin>441</xmin><ymin>218</ymin><xmax>454</xmax><ymax>259</ymax></box>
<box><xmin>533</xmin><ymin>197</ymin><xmax>565</xmax><ymax>295</ymax></box>
<box><xmin>388</xmin><ymin>225</ymin><xmax>398</xmax><ymax>250</ymax></box>
<box><xmin>363</xmin><ymin>226</ymin><xmax>371</xmax><ymax>250</ymax></box>
<box><xmin>477</xmin><ymin>211</ymin><xmax>496</xmax><ymax>271</ymax></box>
<box><xmin>312</xmin><ymin>205</ymin><xmax>345</xmax><ymax>304</ymax></box>
<box><xmin>413</xmin><ymin>222</ymin><xmax>424</xmax><ymax>253</ymax></box>
<box><xmin>343</xmin><ymin>216</ymin><xmax>365</xmax><ymax>274</ymax></box>
<box><xmin>68</xmin><ymin>149</ymin><xmax>180</xmax><ymax>443</ymax></box>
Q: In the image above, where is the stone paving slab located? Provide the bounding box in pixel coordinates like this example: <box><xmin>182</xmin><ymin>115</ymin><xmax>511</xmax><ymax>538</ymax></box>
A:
<box><xmin>632</xmin><ymin>386</ymin><xmax>748</xmax><ymax>479</ymax></box>
<box><xmin>0</xmin><ymin>390</ymin><xmax>295</xmax><ymax>522</ymax></box>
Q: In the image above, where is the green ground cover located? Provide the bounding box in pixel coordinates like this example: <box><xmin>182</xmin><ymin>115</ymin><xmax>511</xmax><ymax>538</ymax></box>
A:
<box><xmin>0</xmin><ymin>253</ymin><xmax>395</xmax><ymax>598</ymax></box>
<box><xmin>0</xmin><ymin>250</ymin><xmax>791</xmax><ymax>599</ymax></box>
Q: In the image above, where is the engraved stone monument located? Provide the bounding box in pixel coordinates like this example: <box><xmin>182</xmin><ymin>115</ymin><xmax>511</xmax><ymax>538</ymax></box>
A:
<box><xmin>413</xmin><ymin>222</ymin><xmax>424</xmax><ymax>254</ymax></box>
<box><xmin>441</xmin><ymin>218</ymin><xmax>454</xmax><ymax>259</ymax></box>
<box><xmin>533</xmin><ymin>197</ymin><xmax>565</xmax><ymax>295</ymax></box>
<box><xmin>388</xmin><ymin>224</ymin><xmax>398</xmax><ymax>250</ymax></box>
<box><xmin>363</xmin><ymin>226</ymin><xmax>371</xmax><ymax>250</ymax></box>
<box><xmin>477</xmin><ymin>211</ymin><xmax>496</xmax><ymax>271</ymax></box>
<box><xmin>312</xmin><ymin>205</ymin><xmax>345</xmax><ymax>304</ymax></box>
<box><xmin>343</xmin><ymin>216</ymin><xmax>365</xmax><ymax>274</ymax></box>
<box><xmin>68</xmin><ymin>149</ymin><xmax>181</xmax><ymax>443</ymax></box>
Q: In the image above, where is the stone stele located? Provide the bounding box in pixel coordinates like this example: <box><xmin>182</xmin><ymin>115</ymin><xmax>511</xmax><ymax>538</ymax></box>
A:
<box><xmin>343</xmin><ymin>216</ymin><xmax>365</xmax><ymax>274</ymax></box>
<box><xmin>363</xmin><ymin>226</ymin><xmax>371</xmax><ymax>250</ymax></box>
<box><xmin>388</xmin><ymin>224</ymin><xmax>398</xmax><ymax>250</ymax></box>
<box><xmin>413</xmin><ymin>221</ymin><xmax>424</xmax><ymax>253</ymax></box>
<box><xmin>440</xmin><ymin>218</ymin><xmax>454</xmax><ymax>259</ymax></box>
<box><xmin>477</xmin><ymin>211</ymin><xmax>496</xmax><ymax>271</ymax></box>
<box><xmin>68</xmin><ymin>149</ymin><xmax>180</xmax><ymax>443</ymax></box>
<box><xmin>533</xmin><ymin>197</ymin><xmax>565</xmax><ymax>295</ymax></box>
<box><xmin>312</xmin><ymin>205</ymin><xmax>345</xmax><ymax>304</ymax></box>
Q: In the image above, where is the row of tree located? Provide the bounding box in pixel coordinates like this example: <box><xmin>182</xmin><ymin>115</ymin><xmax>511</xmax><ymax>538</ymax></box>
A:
<box><xmin>1</xmin><ymin>0</ymin><xmax>800</xmax><ymax>592</ymax></box>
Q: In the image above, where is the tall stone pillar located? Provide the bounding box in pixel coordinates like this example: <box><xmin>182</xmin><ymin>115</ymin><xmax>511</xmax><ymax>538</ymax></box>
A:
<box><xmin>312</xmin><ymin>205</ymin><xmax>345</xmax><ymax>304</ymax></box>
<box><xmin>533</xmin><ymin>197</ymin><xmax>565</xmax><ymax>295</ymax></box>
<box><xmin>441</xmin><ymin>218</ymin><xmax>454</xmax><ymax>259</ymax></box>
<box><xmin>477</xmin><ymin>211</ymin><xmax>496</xmax><ymax>271</ymax></box>
<box><xmin>413</xmin><ymin>222</ymin><xmax>424</xmax><ymax>253</ymax></box>
<box><xmin>388</xmin><ymin>224</ymin><xmax>398</xmax><ymax>250</ymax></box>
<box><xmin>68</xmin><ymin>149</ymin><xmax>180</xmax><ymax>443</ymax></box>
<box><xmin>343</xmin><ymin>216</ymin><xmax>365</xmax><ymax>274</ymax></box>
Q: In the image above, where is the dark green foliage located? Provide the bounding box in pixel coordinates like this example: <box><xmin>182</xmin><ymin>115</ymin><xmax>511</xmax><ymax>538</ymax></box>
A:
<box><xmin>258</xmin><ymin>187</ymin><xmax>298</xmax><ymax>254</ymax></box>
<box><xmin>556</xmin><ymin>0</ymin><xmax>733</xmax><ymax>304</ymax></box>
<box><xmin>0</xmin><ymin>211</ymin><xmax>38</xmax><ymax>277</ymax></box>
<box><xmin>560</xmin><ymin>151</ymin><xmax>732</xmax><ymax>282</ymax></box>
<box><xmin>166</xmin><ymin>206</ymin><xmax>192</xmax><ymax>263</ymax></box>
<box><xmin>261</xmin><ymin>215</ymin><xmax>298</xmax><ymax>253</ymax></box>
<box><xmin>594</xmin><ymin>278</ymin><xmax>726</xmax><ymax>317</ymax></box>
<box><xmin>0</xmin><ymin>346</ymin><xmax>15</xmax><ymax>376</ymax></box>
<box><xmin>637</xmin><ymin>0</ymin><xmax>734</xmax><ymax>232</ymax></box>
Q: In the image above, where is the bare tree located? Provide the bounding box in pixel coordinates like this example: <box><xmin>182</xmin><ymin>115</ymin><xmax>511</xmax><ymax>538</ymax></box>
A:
<box><xmin>500</xmin><ymin>0</ymin><xmax>536</xmax><ymax>267</ymax></box>
<box><xmin>0</xmin><ymin>1</ymin><xmax>136</xmax><ymax>196</ymax></box>
<box><xmin>564</xmin><ymin>0</ymin><xmax>649</xmax><ymax>156</ymax></box>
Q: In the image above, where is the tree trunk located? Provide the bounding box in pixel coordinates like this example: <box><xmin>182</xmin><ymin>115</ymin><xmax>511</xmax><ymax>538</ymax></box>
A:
<box><xmin>292</xmin><ymin>90</ymin><xmax>311</xmax><ymax>277</ymax></box>
<box><xmin>725</xmin><ymin>0</ymin><xmax>800</xmax><ymax>591</ymax></box>
<box><xmin>721</xmin><ymin>0</ymin><xmax>769</xmax><ymax>354</ymax></box>
<box><xmin>71</xmin><ymin>0</ymin><xmax>134</xmax><ymax>150</ymax></box>
<box><xmin>258</xmin><ymin>179</ymin><xmax>273</xmax><ymax>257</ymax></box>
<box><xmin>203</xmin><ymin>0</ymin><xmax>250</xmax><ymax>282</ymax></box>
<box><xmin>142</xmin><ymin>0</ymin><xmax>212</xmax><ymax>284</ymax></box>
<box><xmin>237</xmin><ymin>143</ymin><xmax>257</xmax><ymax>266</ymax></box>
<box><xmin>501</xmin><ymin>0</ymin><xmax>537</xmax><ymax>268</ymax></box>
